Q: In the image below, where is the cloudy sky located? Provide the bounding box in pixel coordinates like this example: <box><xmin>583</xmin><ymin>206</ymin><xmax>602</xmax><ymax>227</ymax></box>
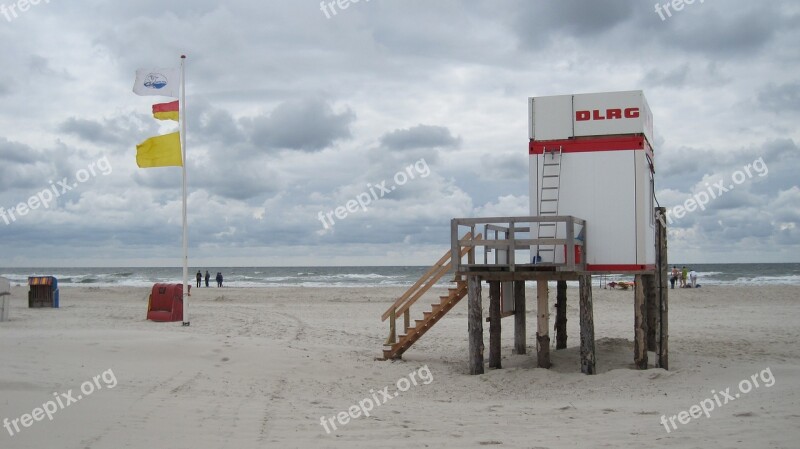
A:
<box><xmin>0</xmin><ymin>0</ymin><xmax>798</xmax><ymax>267</ymax></box>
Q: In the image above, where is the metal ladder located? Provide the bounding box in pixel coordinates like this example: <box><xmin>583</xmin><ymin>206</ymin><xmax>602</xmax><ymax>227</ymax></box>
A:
<box><xmin>536</xmin><ymin>147</ymin><xmax>563</xmax><ymax>263</ymax></box>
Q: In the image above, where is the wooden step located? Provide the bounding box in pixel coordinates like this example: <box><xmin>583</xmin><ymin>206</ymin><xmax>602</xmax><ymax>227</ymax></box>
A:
<box><xmin>426</xmin><ymin>314</ymin><xmax>442</xmax><ymax>323</ymax></box>
<box><xmin>381</xmin><ymin>267</ymin><xmax>471</xmax><ymax>360</ymax></box>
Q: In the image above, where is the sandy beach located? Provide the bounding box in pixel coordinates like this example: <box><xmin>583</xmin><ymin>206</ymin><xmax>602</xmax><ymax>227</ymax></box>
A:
<box><xmin>1</xmin><ymin>284</ymin><xmax>799</xmax><ymax>448</ymax></box>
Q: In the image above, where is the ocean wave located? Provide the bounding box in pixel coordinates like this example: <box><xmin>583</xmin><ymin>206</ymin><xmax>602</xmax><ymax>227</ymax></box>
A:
<box><xmin>729</xmin><ymin>275</ymin><xmax>800</xmax><ymax>285</ymax></box>
<box><xmin>315</xmin><ymin>273</ymin><xmax>405</xmax><ymax>280</ymax></box>
<box><xmin>78</xmin><ymin>278</ymin><xmax>101</xmax><ymax>284</ymax></box>
<box><xmin>3</xmin><ymin>266</ymin><xmax>798</xmax><ymax>289</ymax></box>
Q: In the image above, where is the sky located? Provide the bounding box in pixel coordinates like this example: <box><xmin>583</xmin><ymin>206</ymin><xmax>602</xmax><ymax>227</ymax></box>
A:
<box><xmin>0</xmin><ymin>0</ymin><xmax>798</xmax><ymax>267</ymax></box>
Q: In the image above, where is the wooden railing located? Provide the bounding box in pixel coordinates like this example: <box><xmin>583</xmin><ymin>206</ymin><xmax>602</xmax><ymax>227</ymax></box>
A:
<box><xmin>451</xmin><ymin>216</ymin><xmax>586</xmax><ymax>273</ymax></box>
<box><xmin>382</xmin><ymin>232</ymin><xmax>481</xmax><ymax>345</ymax></box>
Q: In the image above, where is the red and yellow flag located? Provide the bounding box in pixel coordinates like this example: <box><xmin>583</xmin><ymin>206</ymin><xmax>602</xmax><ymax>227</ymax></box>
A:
<box><xmin>152</xmin><ymin>100</ymin><xmax>179</xmax><ymax>121</ymax></box>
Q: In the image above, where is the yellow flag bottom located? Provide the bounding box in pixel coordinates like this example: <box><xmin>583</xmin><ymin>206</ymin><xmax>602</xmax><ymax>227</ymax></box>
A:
<box><xmin>136</xmin><ymin>132</ymin><xmax>183</xmax><ymax>168</ymax></box>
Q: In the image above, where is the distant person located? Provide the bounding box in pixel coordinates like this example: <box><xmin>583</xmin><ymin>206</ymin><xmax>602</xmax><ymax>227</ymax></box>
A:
<box><xmin>689</xmin><ymin>269</ymin><xmax>698</xmax><ymax>288</ymax></box>
<box><xmin>204</xmin><ymin>270</ymin><xmax>210</xmax><ymax>287</ymax></box>
<box><xmin>216</xmin><ymin>272</ymin><xmax>223</xmax><ymax>287</ymax></box>
<box><xmin>681</xmin><ymin>266</ymin><xmax>688</xmax><ymax>288</ymax></box>
<box><xmin>196</xmin><ymin>270</ymin><xmax>202</xmax><ymax>288</ymax></box>
<box><xmin>670</xmin><ymin>266</ymin><xmax>679</xmax><ymax>289</ymax></box>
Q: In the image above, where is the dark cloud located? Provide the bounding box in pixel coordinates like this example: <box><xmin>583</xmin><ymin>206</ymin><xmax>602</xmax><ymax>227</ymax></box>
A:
<box><xmin>479</xmin><ymin>152</ymin><xmax>527</xmax><ymax>180</ymax></box>
<box><xmin>194</xmin><ymin>107</ymin><xmax>246</xmax><ymax>145</ymax></box>
<box><xmin>643</xmin><ymin>64</ymin><xmax>691</xmax><ymax>88</ymax></box>
<box><xmin>201</xmin><ymin>160</ymin><xmax>281</xmax><ymax>201</ymax></box>
<box><xmin>511</xmin><ymin>0</ymin><xmax>639</xmax><ymax>48</ymax></box>
<box><xmin>666</xmin><ymin>6</ymin><xmax>783</xmax><ymax>58</ymax></box>
<box><xmin>28</xmin><ymin>55</ymin><xmax>75</xmax><ymax>80</ymax></box>
<box><xmin>133</xmin><ymin>154</ymin><xmax>280</xmax><ymax>201</ymax></box>
<box><xmin>248</xmin><ymin>98</ymin><xmax>354</xmax><ymax>152</ymax></box>
<box><xmin>380</xmin><ymin>125</ymin><xmax>460</xmax><ymax>151</ymax></box>
<box><xmin>758</xmin><ymin>82</ymin><xmax>800</xmax><ymax>113</ymax></box>
<box><xmin>59</xmin><ymin>118</ymin><xmax>123</xmax><ymax>144</ymax></box>
<box><xmin>0</xmin><ymin>138</ymin><xmax>57</xmax><ymax>191</ymax></box>
<box><xmin>0</xmin><ymin>138</ymin><xmax>40</xmax><ymax>164</ymax></box>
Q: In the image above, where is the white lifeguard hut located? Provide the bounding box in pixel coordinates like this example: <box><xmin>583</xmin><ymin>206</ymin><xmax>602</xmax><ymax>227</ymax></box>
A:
<box><xmin>529</xmin><ymin>90</ymin><xmax>656</xmax><ymax>271</ymax></box>
<box><xmin>382</xmin><ymin>90</ymin><xmax>668</xmax><ymax>377</ymax></box>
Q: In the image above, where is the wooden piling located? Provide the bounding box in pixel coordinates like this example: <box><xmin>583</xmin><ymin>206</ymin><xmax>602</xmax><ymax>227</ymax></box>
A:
<box><xmin>656</xmin><ymin>206</ymin><xmax>669</xmax><ymax>370</ymax></box>
<box><xmin>536</xmin><ymin>279</ymin><xmax>550</xmax><ymax>368</ymax></box>
<box><xmin>489</xmin><ymin>281</ymin><xmax>502</xmax><ymax>369</ymax></box>
<box><xmin>634</xmin><ymin>274</ymin><xmax>648</xmax><ymax>369</ymax></box>
<box><xmin>555</xmin><ymin>280</ymin><xmax>568</xmax><ymax>350</ymax></box>
<box><xmin>644</xmin><ymin>274</ymin><xmax>657</xmax><ymax>352</ymax></box>
<box><xmin>468</xmin><ymin>276</ymin><xmax>484</xmax><ymax>375</ymax></box>
<box><xmin>579</xmin><ymin>274</ymin><xmax>596</xmax><ymax>375</ymax></box>
<box><xmin>385</xmin><ymin>310</ymin><xmax>397</xmax><ymax>345</ymax></box>
<box><xmin>513</xmin><ymin>280</ymin><xmax>526</xmax><ymax>355</ymax></box>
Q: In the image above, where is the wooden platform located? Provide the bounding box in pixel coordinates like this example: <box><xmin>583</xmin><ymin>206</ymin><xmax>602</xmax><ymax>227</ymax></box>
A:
<box><xmin>450</xmin><ymin>211</ymin><xmax>669</xmax><ymax>375</ymax></box>
<box><xmin>379</xmin><ymin>208</ymin><xmax>669</xmax><ymax>375</ymax></box>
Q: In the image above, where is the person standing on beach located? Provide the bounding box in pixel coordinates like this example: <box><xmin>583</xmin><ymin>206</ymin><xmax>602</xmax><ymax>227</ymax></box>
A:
<box><xmin>689</xmin><ymin>269</ymin><xmax>698</xmax><ymax>288</ymax></box>
<box><xmin>681</xmin><ymin>266</ymin><xmax>688</xmax><ymax>288</ymax></box>
<box><xmin>196</xmin><ymin>270</ymin><xmax>202</xmax><ymax>288</ymax></box>
<box><xmin>216</xmin><ymin>272</ymin><xmax>223</xmax><ymax>287</ymax></box>
<box><xmin>204</xmin><ymin>270</ymin><xmax>210</xmax><ymax>287</ymax></box>
<box><xmin>670</xmin><ymin>266</ymin><xmax>679</xmax><ymax>289</ymax></box>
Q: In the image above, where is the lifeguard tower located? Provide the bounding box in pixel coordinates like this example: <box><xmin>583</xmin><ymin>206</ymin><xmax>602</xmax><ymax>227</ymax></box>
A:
<box><xmin>382</xmin><ymin>90</ymin><xmax>669</xmax><ymax>375</ymax></box>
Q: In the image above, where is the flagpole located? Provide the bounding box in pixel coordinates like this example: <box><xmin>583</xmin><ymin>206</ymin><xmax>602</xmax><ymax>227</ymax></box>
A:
<box><xmin>180</xmin><ymin>54</ymin><xmax>190</xmax><ymax>327</ymax></box>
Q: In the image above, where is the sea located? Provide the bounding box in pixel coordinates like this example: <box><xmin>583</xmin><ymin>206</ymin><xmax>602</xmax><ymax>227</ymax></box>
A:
<box><xmin>1</xmin><ymin>264</ymin><xmax>798</xmax><ymax>288</ymax></box>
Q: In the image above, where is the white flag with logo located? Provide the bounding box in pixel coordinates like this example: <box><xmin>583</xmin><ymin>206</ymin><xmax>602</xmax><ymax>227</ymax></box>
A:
<box><xmin>133</xmin><ymin>68</ymin><xmax>180</xmax><ymax>98</ymax></box>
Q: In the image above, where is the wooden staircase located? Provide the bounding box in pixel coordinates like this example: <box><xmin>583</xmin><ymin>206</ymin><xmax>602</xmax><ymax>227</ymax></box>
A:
<box><xmin>382</xmin><ymin>280</ymin><xmax>468</xmax><ymax>360</ymax></box>
<box><xmin>381</xmin><ymin>232</ymin><xmax>480</xmax><ymax>360</ymax></box>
